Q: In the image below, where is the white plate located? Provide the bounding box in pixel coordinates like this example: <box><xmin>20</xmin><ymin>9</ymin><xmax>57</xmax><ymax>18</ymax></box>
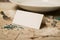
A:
<box><xmin>10</xmin><ymin>0</ymin><xmax>60</xmax><ymax>12</ymax></box>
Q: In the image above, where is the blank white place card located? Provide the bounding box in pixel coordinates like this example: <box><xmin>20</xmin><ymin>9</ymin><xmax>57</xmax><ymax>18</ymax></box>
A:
<box><xmin>12</xmin><ymin>10</ymin><xmax>44</xmax><ymax>29</ymax></box>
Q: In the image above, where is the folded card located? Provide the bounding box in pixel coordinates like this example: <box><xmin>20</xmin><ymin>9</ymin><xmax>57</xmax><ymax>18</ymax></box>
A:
<box><xmin>12</xmin><ymin>10</ymin><xmax>44</xmax><ymax>29</ymax></box>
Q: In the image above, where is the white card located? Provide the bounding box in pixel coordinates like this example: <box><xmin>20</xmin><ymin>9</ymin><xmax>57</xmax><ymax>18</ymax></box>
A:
<box><xmin>12</xmin><ymin>10</ymin><xmax>44</xmax><ymax>29</ymax></box>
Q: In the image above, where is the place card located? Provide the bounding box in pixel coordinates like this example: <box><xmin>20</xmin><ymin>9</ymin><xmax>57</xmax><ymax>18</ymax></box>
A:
<box><xmin>12</xmin><ymin>10</ymin><xmax>44</xmax><ymax>29</ymax></box>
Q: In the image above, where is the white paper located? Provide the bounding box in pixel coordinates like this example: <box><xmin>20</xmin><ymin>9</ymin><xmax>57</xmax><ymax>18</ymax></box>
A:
<box><xmin>12</xmin><ymin>10</ymin><xmax>44</xmax><ymax>29</ymax></box>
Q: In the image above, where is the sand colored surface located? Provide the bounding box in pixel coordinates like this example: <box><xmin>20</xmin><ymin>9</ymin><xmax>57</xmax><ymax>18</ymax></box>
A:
<box><xmin>0</xmin><ymin>2</ymin><xmax>60</xmax><ymax>40</ymax></box>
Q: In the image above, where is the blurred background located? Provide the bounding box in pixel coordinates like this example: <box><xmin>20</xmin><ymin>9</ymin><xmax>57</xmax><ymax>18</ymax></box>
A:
<box><xmin>0</xmin><ymin>0</ymin><xmax>9</xmax><ymax>2</ymax></box>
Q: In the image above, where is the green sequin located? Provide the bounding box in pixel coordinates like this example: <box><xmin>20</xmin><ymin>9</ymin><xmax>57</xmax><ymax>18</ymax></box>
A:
<box><xmin>4</xmin><ymin>24</ymin><xmax>24</xmax><ymax>30</ymax></box>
